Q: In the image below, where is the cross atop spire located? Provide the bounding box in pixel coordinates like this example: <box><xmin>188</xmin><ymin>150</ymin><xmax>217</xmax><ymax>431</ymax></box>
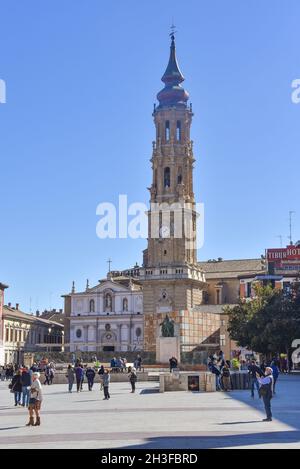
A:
<box><xmin>170</xmin><ymin>22</ymin><xmax>177</xmax><ymax>40</ymax></box>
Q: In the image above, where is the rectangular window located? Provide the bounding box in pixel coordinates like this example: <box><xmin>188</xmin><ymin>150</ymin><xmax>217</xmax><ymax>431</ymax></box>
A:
<box><xmin>5</xmin><ymin>328</ymin><xmax>9</xmax><ymax>342</ymax></box>
<box><xmin>176</xmin><ymin>120</ymin><xmax>181</xmax><ymax>140</ymax></box>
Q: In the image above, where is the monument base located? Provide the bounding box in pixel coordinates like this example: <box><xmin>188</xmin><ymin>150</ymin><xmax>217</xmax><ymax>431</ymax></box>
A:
<box><xmin>159</xmin><ymin>371</ymin><xmax>216</xmax><ymax>393</ymax></box>
<box><xmin>156</xmin><ymin>336</ymin><xmax>181</xmax><ymax>364</ymax></box>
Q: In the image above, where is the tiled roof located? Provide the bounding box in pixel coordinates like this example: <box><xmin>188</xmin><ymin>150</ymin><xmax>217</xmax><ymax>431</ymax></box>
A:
<box><xmin>39</xmin><ymin>311</ymin><xmax>64</xmax><ymax>324</ymax></box>
<box><xmin>3</xmin><ymin>306</ymin><xmax>63</xmax><ymax>328</ymax></box>
<box><xmin>198</xmin><ymin>259</ymin><xmax>266</xmax><ymax>280</ymax></box>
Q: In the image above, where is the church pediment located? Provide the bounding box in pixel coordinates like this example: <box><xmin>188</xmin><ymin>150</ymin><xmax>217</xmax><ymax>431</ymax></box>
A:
<box><xmin>88</xmin><ymin>280</ymin><xmax>130</xmax><ymax>294</ymax></box>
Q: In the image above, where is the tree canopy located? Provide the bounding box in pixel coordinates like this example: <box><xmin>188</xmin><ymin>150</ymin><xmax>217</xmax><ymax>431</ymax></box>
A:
<box><xmin>225</xmin><ymin>282</ymin><xmax>300</xmax><ymax>356</ymax></box>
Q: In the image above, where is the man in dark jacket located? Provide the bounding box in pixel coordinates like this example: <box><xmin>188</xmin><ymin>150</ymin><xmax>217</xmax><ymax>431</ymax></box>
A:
<box><xmin>21</xmin><ymin>367</ymin><xmax>32</xmax><ymax>407</ymax></box>
<box><xmin>248</xmin><ymin>360</ymin><xmax>263</xmax><ymax>398</ymax></box>
<box><xmin>85</xmin><ymin>367</ymin><xmax>96</xmax><ymax>391</ymax></box>
<box><xmin>75</xmin><ymin>365</ymin><xmax>84</xmax><ymax>392</ymax></box>
<box><xmin>11</xmin><ymin>370</ymin><xmax>22</xmax><ymax>406</ymax></box>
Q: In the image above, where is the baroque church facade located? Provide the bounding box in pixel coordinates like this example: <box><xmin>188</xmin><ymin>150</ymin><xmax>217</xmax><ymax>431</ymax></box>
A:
<box><xmin>64</xmin><ymin>34</ymin><xmax>223</xmax><ymax>356</ymax></box>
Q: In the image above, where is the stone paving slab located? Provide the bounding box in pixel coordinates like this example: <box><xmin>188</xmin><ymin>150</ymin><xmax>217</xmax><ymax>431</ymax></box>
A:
<box><xmin>0</xmin><ymin>375</ymin><xmax>299</xmax><ymax>449</ymax></box>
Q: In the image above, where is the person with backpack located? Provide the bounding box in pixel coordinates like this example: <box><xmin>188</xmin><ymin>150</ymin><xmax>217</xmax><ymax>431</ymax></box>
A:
<box><xmin>128</xmin><ymin>367</ymin><xmax>138</xmax><ymax>393</ymax></box>
<box><xmin>257</xmin><ymin>367</ymin><xmax>274</xmax><ymax>422</ymax></box>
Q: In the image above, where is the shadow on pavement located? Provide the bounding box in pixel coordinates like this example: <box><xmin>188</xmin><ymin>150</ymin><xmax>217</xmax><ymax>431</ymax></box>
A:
<box><xmin>119</xmin><ymin>431</ymin><xmax>300</xmax><ymax>449</ymax></box>
<box><xmin>0</xmin><ymin>427</ymin><xmax>23</xmax><ymax>431</ymax></box>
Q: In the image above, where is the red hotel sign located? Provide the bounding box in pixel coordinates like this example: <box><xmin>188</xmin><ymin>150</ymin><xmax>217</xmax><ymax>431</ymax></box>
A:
<box><xmin>267</xmin><ymin>246</ymin><xmax>300</xmax><ymax>261</ymax></box>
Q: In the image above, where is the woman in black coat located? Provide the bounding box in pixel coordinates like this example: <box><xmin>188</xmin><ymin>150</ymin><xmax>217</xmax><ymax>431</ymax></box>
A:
<box><xmin>11</xmin><ymin>370</ymin><xmax>22</xmax><ymax>406</ymax></box>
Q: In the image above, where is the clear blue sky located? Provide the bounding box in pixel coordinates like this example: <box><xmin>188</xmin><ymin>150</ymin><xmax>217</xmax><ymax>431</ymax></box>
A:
<box><xmin>0</xmin><ymin>0</ymin><xmax>299</xmax><ymax>312</ymax></box>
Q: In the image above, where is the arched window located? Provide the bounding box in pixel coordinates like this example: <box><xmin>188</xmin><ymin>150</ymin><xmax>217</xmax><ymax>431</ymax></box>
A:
<box><xmin>89</xmin><ymin>299</ymin><xmax>95</xmax><ymax>313</ymax></box>
<box><xmin>165</xmin><ymin>121</ymin><xmax>170</xmax><ymax>141</ymax></box>
<box><xmin>123</xmin><ymin>298</ymin><xmax>128</xmax><ymax>312</ymax></box>
<box><xmin>105</xmin><ymin>293</ymin><xmax>112</xmax><ymax>312</ymax></box>
<box><xmin>164</xmin><ymin>167</ymin><xmax>170</xmax><ymax>188</ymax></box>
<box><xmin>176</xmin><ymin>120</ymin><xmax>181</xmax><ymax>141</ymax></box>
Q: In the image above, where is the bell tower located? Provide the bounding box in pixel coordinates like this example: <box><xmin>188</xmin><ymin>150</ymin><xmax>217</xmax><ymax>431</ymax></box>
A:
<box><xmin>145</xmin><ymin>32</ymin><xmax>197</xmax><ymax>267</ymax></box>
<box><xmin>140</xmin><ymin>33</ymin><xmax>206</xmax><ymax>354</ymax></box>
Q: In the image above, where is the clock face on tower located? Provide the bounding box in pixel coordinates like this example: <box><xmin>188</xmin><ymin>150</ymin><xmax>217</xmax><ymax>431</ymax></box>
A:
<box><xmin>160</xmin><ymin>225</ymin><xmax>170</xmax><ymax>238</ymax></box>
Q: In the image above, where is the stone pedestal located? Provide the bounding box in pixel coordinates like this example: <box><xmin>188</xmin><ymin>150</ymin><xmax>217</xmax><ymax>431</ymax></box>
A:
<box><xmin>156</xmin><ymin>336</ymin><xmax>181</xmax><ymax>364</ymax></box>
<box><xmin>159</xmin><ymin>371</ymin><xmax>216</xmax><ymax>393</ymax></box>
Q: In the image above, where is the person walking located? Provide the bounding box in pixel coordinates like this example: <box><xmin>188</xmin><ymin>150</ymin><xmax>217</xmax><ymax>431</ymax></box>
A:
<box><xmin>221</xmin><ymin>364</ymin><xmax>231</xmax><ymax>392</ymax></box>
<box><xmin>248</xmin><ymin>360</ymin><xmax>263</xmax><ymax>398</ymax></box>
<box><xmin>98</xmin><ymin>365</ymin><xmax>104</xmax><ymax>391</ymax></box>
<box><xmin>75</xmin><ymin>364</ymin><xmax>84</xmax><ymax>392</ymax></box>
<box><xmin>86</xmin><ymin>366</ymin><xmax>96</xmax><ymax>391</ymax></box>
<box><xmin>66</xmin><ymin>364</ymin><xmax>75</xmax><ymax>393</ymax></box>
<box><xmin>11</xmin><ymin>370</ymin><xmax>22</xmax><ymax>406</ymax></box>
<box><xmin>26</xmin><ymin>372</ymin><xmax>43</xmax><ymax>426</ymax></box>
<box><xmin>257</xmin><ymin>367</ymin><xmax>274</xmax><ymax>422</ymax></box>
<box><xmin>128</xmin><ymin>367</ymin><xmax>138</xmax><ymax>393</ymax></box>
<box><xmin>44</xmin><ymin>366</ymin><xmax>50</xmax><ymax>385</ymax></box>
<box><xmin>102</xmin><ymin>369</ymin><xmax>110</xmax><ymax>400</ymax></box>
<box><xmin>48</xmin><ymin>366</ymin><xmax>55</xmax><ymax>385</ymax></box>
<box><xmin>21</xmin><ymin>367</ymin><xmax>32</xmax><ymax>407</ymax></box>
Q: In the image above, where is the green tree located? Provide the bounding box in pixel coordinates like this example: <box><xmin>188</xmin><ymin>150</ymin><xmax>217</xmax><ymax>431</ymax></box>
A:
<box><xmin>226</xmin><ymin>283</ymin><xmax>300</xmax><ymax>358</ymax></box>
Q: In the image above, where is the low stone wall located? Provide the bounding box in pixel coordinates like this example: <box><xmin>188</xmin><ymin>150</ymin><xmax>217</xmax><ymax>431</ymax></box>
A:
<box><xmin>33</xmin><ymin>351</ymin><xmax>156</xmax><ymax>365</ymax></box>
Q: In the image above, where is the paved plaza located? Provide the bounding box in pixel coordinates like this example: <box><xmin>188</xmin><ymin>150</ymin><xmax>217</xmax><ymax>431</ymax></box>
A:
<box><xmin>0</xmin><ymin>375</ymin><xmax>299</xmax><ymax>449</ymax></box>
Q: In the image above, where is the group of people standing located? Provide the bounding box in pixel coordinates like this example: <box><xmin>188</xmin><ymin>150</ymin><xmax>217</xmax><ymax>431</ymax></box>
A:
<box><xmin>66</xmin><ymin>361</ymin><xmax>138</xmax><ymax>398</ymax></box>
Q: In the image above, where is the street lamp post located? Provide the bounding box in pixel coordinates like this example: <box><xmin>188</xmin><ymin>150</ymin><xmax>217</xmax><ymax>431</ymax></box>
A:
<box><xmin>47</xmin><ymin>327</ymin><xmax>52</xmax><ymax>355</ymax></box>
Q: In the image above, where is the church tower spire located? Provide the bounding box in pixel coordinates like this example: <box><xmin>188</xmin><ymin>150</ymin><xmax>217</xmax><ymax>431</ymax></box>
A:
<box><xmin>157</xmin><ymin>33</ymin><xmax>189</xmax><ymax>109</ymax></box>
